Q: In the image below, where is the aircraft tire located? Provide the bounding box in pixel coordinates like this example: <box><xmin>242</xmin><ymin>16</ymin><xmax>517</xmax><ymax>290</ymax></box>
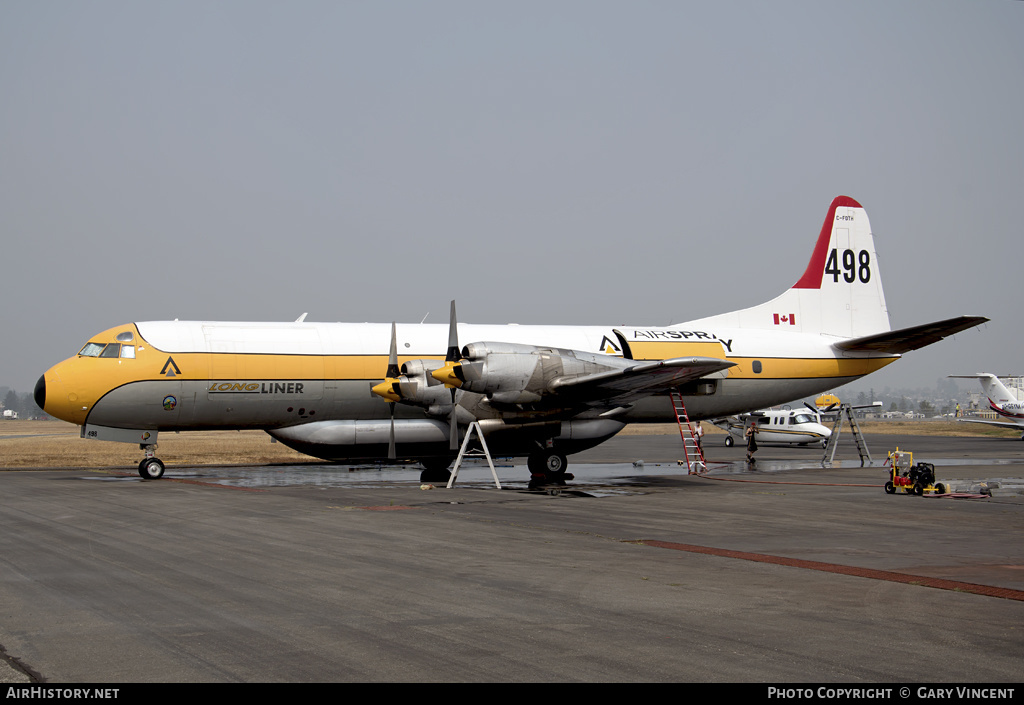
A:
<box><xmin>529</xmin><ymin>452</ymin><xmax>568</xmax><ymax>476</ymax></box>
<box><xmin>418</xmin><ymin>458</ymin><xmax>452</xmax><ymax>483</ymax></box>
<box><xmin>420</xmin><ymin>469</ymin><xmax>450</xmax><ymax>483</ymax></box>
<box><xmin>724</xmin><ymin>436</ymin><xmax>734</xmax><ymax>447</ymax></box>
<box><xmin>820</xmin><ymin>439</ymin><xmax>829</xmax><ymax>448</ymax></box>
<box><xmin>138</xmin><ymin>458</ymin><xmax>165</xmax><ymax>480</ymax></box>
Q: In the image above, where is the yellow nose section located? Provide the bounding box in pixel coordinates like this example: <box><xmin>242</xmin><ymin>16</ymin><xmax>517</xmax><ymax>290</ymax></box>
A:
<box><xmin>37</xmin><ymin>364</ymin><xmax>89</xmax><ymax>425</ymax></box>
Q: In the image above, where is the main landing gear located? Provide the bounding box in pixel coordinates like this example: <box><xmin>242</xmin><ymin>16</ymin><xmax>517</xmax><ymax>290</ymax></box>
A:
<box><xmin>419</xmin><ymin>457</ymin><xmax>453</xmax><ymax>484</ymax></box>
<box><xmin>528</xmin><ymin>451</ymin><xmax>568</xmax><ymax>475</ymax></box>
<box><xmin>527</xmin><ymin>451</ymin><xmax>572</xmax><ymax>488</ymax></box>
<box><xmin>138</xmin><ymin>444</ymin><xmax>165</xmax><ymax>479</ymax></box>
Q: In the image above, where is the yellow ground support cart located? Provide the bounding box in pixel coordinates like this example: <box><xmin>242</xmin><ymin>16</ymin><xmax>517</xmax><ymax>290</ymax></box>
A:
<box><xmin>885</xmin><ymin>448</ymin><xmax>947</xmax><ymax>496</ymax></box>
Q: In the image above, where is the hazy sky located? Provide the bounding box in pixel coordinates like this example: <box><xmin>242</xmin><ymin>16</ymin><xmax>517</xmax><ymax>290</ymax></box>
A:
<box><xmin>2</xmin><ymin>1</ymin><xmax>1020</xmax><ymax>397</ymax></box>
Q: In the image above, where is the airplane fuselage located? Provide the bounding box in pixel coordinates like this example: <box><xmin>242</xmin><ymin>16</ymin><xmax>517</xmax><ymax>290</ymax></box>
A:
<box><xmin>990</xmin><ymin>399</ymin><xmax>1024</xmax><ymax>421</ymax></box>
<box><xmin>38</xmin><ymin>319</ymin><xmax>896</xmax><ymax>447</ymax></box>
<box><xmin>36</xmin><ymin>196</ymin><xmax>987</xmax><ymax>475</ymax></box>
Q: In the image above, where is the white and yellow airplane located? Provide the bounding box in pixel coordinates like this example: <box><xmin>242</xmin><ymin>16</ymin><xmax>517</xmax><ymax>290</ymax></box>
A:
<box><xmin>949</xmin><ymin>374</ymin><xmax>1024</xmax><ymax>440</ymax></box>
<box><xmin>713</xmin><ymin>407</ymin><xmax>833</xmax><ymax>448</ymax></box>
<box><xmin>712</xmin><ymin>399</ymin><xmax>883</xmax><ymax>448</ymax></box>
<box><xmin>35</xmin><ymin>196</ymin><xmax>986</xmax><ymax>480</ymax></box>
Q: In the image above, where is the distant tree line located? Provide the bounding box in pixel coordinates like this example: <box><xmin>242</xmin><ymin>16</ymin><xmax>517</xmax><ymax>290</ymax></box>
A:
<box><xmin>841</xmin><ymin>376</ymin><xmax>968</xmax><ymax>418</ymax></box>
<box><xmin>0</xmin><ymin>387</ymin><xmax>44</xmax><ymax>419</ymax></box>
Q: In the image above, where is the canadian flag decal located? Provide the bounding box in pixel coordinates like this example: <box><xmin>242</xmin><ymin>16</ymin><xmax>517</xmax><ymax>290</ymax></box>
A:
<box><xmin>773</xmin><ymin>313</ymin><xmax>796</xmax><ymax>326</ymax></box>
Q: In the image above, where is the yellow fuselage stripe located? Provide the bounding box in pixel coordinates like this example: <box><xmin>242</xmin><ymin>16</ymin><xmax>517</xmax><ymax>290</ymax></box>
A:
<box><xmin>70</xmin><ymin>351</ymin><xmax>895</xmax><ymax>384</ymax></box>
<box><xmin>44</xmin><ymin>321</ymin><xmax>899</xmax><ymax>427</ymax></box>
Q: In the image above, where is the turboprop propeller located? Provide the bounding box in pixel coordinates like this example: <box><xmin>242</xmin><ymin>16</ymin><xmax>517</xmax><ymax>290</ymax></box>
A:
<box><xmin>439</xmin><ymin>300</ymin><xmax>463</xmax><ymax>450</ymax></box>
<box><xmin>369</xmin><ymin>322</ymin><xmax>403</xmax><ymax>459</ymax></box>
<box><xmin>805</xmin><ymin>401</ymin><xmax>837</xmax><ymax>415</ymax></box>
<box><xmin>370</xmin><ymin>311</ymin><xmax>467</xmax><ymax>457</ymax></box>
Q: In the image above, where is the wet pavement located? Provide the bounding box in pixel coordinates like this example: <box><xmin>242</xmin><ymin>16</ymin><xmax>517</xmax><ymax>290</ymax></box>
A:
<box><xmin>2</xmin><ymin>432</ymin><xmax>1023</xmax><ymax>682</ymax></box>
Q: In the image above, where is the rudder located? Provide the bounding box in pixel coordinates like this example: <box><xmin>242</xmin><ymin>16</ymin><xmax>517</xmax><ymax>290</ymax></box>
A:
<box><xmin>685</xmin><ymin>196</ymin><xmax>890</xmax><ymax>338</ymax></box>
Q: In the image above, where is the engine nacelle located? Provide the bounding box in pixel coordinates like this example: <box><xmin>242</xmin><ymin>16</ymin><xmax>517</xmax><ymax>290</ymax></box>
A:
<box><xmin>399</xmin><ymin>359</ymin><xmax>445</xmax><ymax>382</ymax></box>
<box><xmin>373</xmin><ymin>358</ymin><xmax>453</xmax><ymax>410</ymax></box>
<box><xmin>439</xmin><ymin>342</ymin><xmax>622</xmax><ymax>405</ymax></box>
<box><xmin>399</xmin><ymin>359</ymin><xmax>453</xmax><ymax>409</ymax></box>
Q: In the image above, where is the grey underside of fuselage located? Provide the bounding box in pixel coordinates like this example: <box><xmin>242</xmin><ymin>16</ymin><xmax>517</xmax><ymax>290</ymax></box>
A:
<box><xmin>86</xmin><ymin>376</ymin><xmax>857</xmax><ymax>433</ymax></box>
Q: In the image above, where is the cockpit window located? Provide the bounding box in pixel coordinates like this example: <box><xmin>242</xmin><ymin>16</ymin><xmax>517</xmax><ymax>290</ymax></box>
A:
<box><xmin>792</xmin><ymin>414</ymin><xmax>814</xmax><ymax>424</ymax></box>
<box><xmin>79</xmin><ymin>341</ymin><xmax>136</xmax><ymax>359</ymax></box>
<box><xmin>79</xmin><ymin>342</ymin><xmax>105</xmax><ymax>357</ymax></box>
<box><xmin>116</xmin><ymin>331</ymin><xmax>135</xmax><ymax>343</ymax></box>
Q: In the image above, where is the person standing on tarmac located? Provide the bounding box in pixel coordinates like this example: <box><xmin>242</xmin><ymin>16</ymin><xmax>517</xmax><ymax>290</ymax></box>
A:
<box><xmin>745</xmin><ymin>421</ymin><xmax>758</xmax><ymax>464</ymax></box>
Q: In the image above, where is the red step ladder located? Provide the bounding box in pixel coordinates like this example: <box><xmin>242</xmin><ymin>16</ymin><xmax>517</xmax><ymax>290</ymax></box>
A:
<box><xmin>670</xmin><ymin>390</ymin><xmax>706</xmax><ymax>474</ymax></box>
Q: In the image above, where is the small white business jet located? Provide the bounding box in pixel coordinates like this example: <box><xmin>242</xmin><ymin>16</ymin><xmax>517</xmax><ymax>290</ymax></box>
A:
<box><xmin>949</xmin><ymin>374</ymin><xmax>1024</xmax><ymax>440</ymax></box>
<box><xmin>36</xmin><ymin>196</ymin><xmax>987</xmax><ymax>480</ymax></box>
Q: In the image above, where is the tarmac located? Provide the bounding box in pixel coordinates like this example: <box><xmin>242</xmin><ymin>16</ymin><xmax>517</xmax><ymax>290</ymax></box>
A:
<box><xmin>1</xmin><ymin>433</ymin><xmax>1023</xmax><ymax>683</ymax></box>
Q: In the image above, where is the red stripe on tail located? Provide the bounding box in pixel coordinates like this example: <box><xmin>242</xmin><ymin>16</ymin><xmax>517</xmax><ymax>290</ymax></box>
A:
<box><xmin>793</xmin><ymin>195</ymin><xmax>862</xmax><ymax>290</ymax></box>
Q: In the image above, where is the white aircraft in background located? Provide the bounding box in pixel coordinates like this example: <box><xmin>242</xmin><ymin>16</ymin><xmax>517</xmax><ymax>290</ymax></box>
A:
<box><xmin>949</xmin><ymin>374</ymin><xmax>1024</xmax><ymax>440</ymax></box>
<box><xmin>713</xmin><ymin>406</ymin><xmax>833</xmax><ymax>448</ymax></box>
<box><xmin>712</xmin><ymin>399</ymin><xmax>884</xmax><ymax>448</ymax></box>
<box><xmin>36</xmin><ymin>196</ymin><xmax>987</xmax><ymax>481</ymax></box>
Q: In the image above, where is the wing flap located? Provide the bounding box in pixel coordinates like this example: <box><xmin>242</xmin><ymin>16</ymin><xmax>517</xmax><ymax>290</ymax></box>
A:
<box><xmin>834</xmin><ymin>316</ymin><xmax>988</xmax><ymax>354</ymax></box>
<box><xmin>549</xmin><ymin>356</ymin><xmax>735</xmax><ymax>406</ymax></box>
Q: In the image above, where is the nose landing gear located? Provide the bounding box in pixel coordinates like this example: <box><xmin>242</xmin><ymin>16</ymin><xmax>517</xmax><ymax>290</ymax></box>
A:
<box><xmin>138</xmin><ymin>444</ymin><xmax>165</xmax><ymax>479</ymax></box>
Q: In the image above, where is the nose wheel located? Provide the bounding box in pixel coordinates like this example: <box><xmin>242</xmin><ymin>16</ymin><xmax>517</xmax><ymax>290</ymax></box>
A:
<box><xmin>138</xmin><ymin>458</ymin><xmax>165</xmax><ymax>479</ymax></box>
<box><xmin>137</xmin><ymin>444</ymin><xmax>165</xmax><ymax>479</ymax></box>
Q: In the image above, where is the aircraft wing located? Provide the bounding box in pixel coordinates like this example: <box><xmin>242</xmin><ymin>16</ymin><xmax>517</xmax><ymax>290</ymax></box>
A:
<box><xmin>548</xmin><ymin>356</ymin><xmax>736</xmax><ymax>407</ymax></box>
<box><xmin>833</xmin><ymin>316</ymin><xmax>989</xmax><ymax>354</ymax></box>
<box><xmin>852</xmin><ymin>401</ymin><xmax>884</xmax><ymax>410</ymax></box>
<box><xmin>957</xmin><ymin>418</ymin><xmax>1024</xmax><ymax>431</ymax></box>
<box><xmin>709</xmin><ymin>415</ymin><xmax>746</xmax><ymax>434</ymax></box>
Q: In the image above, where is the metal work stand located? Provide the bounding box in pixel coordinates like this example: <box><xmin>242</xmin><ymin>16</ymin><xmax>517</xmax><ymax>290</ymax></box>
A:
<box><xmin>447</xmin><ymin>421</ymin><xmax>502</xmax><ymax>489</ymax></box>
<box><xmin>821</xmin><ymin>403</ymin><xmax>873</xmax><ymax>467</ymax></box>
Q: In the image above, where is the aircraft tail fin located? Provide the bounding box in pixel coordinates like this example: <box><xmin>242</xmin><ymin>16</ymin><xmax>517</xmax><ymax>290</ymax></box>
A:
<box><xmin>949</xmin><ymin>374</ymin><xmax>1019</xmax><ymax>404</ymax></box>
<box><xmin>685</xmin><ymin>196</ymin><xmax>890</xmax><ymax>339</ymax></box>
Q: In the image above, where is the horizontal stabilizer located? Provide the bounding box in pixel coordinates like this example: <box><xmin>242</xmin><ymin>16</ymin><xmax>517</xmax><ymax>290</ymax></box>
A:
<box><xmin>833</xmin><ymin>316</ymin><xmax>988</xmax><ymax>354</ymax></box>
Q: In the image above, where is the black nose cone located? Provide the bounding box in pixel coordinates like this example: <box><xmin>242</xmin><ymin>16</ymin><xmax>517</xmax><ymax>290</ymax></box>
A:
<box><xmin>34</xmin><ymin>375</ymin><xmax>46</xmax><ymax>411</ymax></box>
